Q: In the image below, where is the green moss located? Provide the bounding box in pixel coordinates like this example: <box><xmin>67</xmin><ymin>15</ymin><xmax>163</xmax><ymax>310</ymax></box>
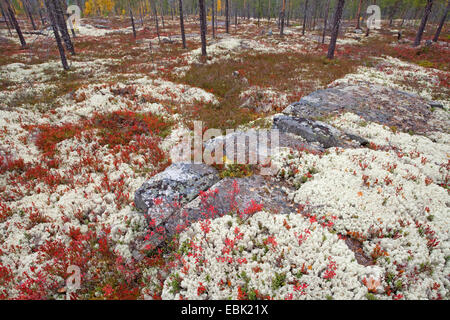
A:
<box><xmin>271</xmin><ymin>272</ymin><xmax>286</xmax><ymax>291</ymax></box>
<box><xmin>366</xmin><ymin>293</ymin><xmax>378</xmax><ymax>300</ymax></box>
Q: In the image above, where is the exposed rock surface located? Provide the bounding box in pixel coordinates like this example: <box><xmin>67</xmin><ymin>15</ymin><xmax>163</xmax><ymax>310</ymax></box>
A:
<box><xmin>273</xmin><ymin>115</ymin><xmax>342</xmax><ymax>148</ymax></box>
<box><xmin>134</xmin><ymin>163</ymin><xmax>220</xmax><ymax>220</ymax></box>
<box><xmin>143</xmin><ymin>175</ymin><xmax>297</xmax><ymax>248</ymax></box>
<box><xmin>282</xmin><ymin>84</ymin><xmax>444</xmax><ymax>135</ymax></box>
<box><xmin>134</xmin><ymin>83</ymin><xmax>447</xmax><ymax>260</ymax></box>
<box><xmin>203</xmin><ymin>129</ymin><xmax>324</xmax><ymax>164</ymax></box>
<box><xmin>273</xmin><ymin>114</ymin><xmax>369</xmax><ymax>149</ymax></box>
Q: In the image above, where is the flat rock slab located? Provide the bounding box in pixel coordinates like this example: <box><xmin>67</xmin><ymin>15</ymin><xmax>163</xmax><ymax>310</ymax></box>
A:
<box><xmin>273</xmin><ymin>115</ymin><xmax>342</xmax><ymax>148</ymax></box>
<box><xmin>203</xmin><ymin>129</ymin><xmax>324</xmax><ymax>164</ymax></box>
<box><xmin>273</xmin><ymin>114</ymin><xmax>369</xmax><ymax>149</ymax></box>
<box><xmin>283</xmin><ymin>84</ymin><xmax>443</xmax><ymax>134</ymax></box>
<box><xmin>134</xmin><ymin>163</ymin><xmax>220</xmax><ymax>221</ymax></box>
<box><xmin>166</xmin><ymin>175</ymin><xmax>297</xmax><ymax>236</ymax></box>
<box><xmin>144</xmin><ymin>175</ymin><xmax>297</xmax><ymax>249</ymax></box>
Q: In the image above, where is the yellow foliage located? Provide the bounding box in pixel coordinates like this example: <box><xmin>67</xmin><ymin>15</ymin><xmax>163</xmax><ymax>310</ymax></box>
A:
<box><xmin>84</xmin><ymin>0</ymin><xmax>115</xmax><ymax>16</ymax></box>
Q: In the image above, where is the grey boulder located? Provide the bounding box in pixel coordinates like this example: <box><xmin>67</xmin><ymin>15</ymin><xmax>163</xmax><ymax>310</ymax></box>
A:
<box><xmin>134</xmin><ymin>163</ymin><xmax>220</xmax><ymax>221</ymax></box>
<box><xmin>273</xmin><ymin>114</ymin><xmax>342</xmax><ymax>148</ymax></box>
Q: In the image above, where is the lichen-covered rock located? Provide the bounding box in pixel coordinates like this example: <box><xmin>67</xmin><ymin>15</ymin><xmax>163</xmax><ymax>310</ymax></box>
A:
<box><xmin>282</xmin><ymin>84</ymin><xmax>443</xmax><ymax>135</ymax></box>
<box><xmin>164</xmin><ymin>175</ymin><xmax>297</xmax><ymax>236</ymax></box>
<box><xmin>273</xmin><ymin>115</ymin><xmax>342</xmax><ymax>148</ymax></box>
<box><xmin>134</xmin><ymin>163</ymin><xmax>220</xmax><ymax>217</ymax></box>
<box><xmin>203</xmin><ymin>129</ymin><xmax>323</xmax><ymax>165</ymax></box>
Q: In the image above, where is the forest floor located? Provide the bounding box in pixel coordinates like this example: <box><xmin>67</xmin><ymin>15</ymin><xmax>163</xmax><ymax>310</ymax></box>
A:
<box><xmin>0</xmin><ymin>16</ymin><xmax>449</xmax><ymax>300</ymax></box>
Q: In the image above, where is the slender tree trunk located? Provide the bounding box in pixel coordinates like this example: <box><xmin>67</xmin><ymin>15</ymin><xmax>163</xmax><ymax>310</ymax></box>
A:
<box><xmin>302</xmin><ymin>0</ymin><xmax>308</xmax><ymax>35</ymax></box>
<box><xmin>153</xmin><ymin>3</ymin><xmax>161</xmax><ymax>43</ymax></box>
<box><xmin>356</xmin><ymin>0</ymin><xmax>362</xmax><ymax>29</ymax></box>
<box><xmin>327</xmin><ymin>0</ymin><xmax>345</xmax><ymax>59</ymax></box>
<box><xmin>246</xmin><ymin>1</ymin><xmax>249</xmax><ymax>19</ymax></box>
<box><xmin>38</xmin><ymin>7</ymin><xmax>45</xmax><ymax>27</ymax></box>
<box><xmin>199</xmin><ymin>0</ymin><xmax>207</xmax><ymax>56</ymax></box>
<box><xmin>286</xmin><ymin>0</ymin><xmax>290</xmax><ymax>27</ymax></box>
<box><xmin>23</xmin><ymin>0</ymin><xmax>37</xmax><ymax>30</ymax></box>
<box><xmin>3</xmin><ymin>0</ymin><xmax>26</xmax><ymax>48</ymax></box>
<box><xmin>211</xmin><ymin>0</ymin><xmax>215</xmax><ymax>38</ymax></box>
<box><xmin>280</xmin><ymin>0</ymin><xmax>286</xmax><ymax>35</ymax></box>
<box><xmin>225</xmin><ymin>0</ymin><xmax>229</xmax><ymax>33</ymax></box>
<box><xmin>54</xmin><ymin>0</ymin><xmax>75</xmax><ymax>53</ymax></box>
<box><xmin>57</xmin><ymin>0</ymin><xmax>75</xmax><ymax>38</ymax></box>
<box><xmin>129</xmin><ymin>2</ymin><xmax>137</xmax><ymax>38</ymax></box>
<box><xmin>179</xmin><ymin>0</ymin><xmax>186</xmax><ymax>48</ymax></box>
<box><xmin>0</xmin><ymin>1</ymin><xmax>12</xmax><ymax>36</ymax></box>
<box><xmin>413</xmin><ymin>0</ymin><xmax>433</xmax><ymax>46</ymax></box>
<box><xmin>45</xmin><ymin>0</ymin><xmax>69</xmax><ymax>70</ymax></box>
<box><xmin>433</xmin><ymin>0</ymin><xmax>449</xmax><ymax>42</ymax></box>
<box><xmin>139</xmin><ymin>3</ymin><xmax>144</xmax><ymax>27</ymax></box>
<box><xmin>160</xmin><ymin>4</ymin><xmax>165</xmax><ymax>29</ymax></box>
<box><xmin>312</xmin><ymin>0</ymin><xmax>317</xmax><ymax>30</ymax></box>
<box><xmin>322</xmin><ymin>0</ymin><xmax>330</xmax><ymax>43</ymax></box>
<box><xmin>388</xmin><ymin>0</ymin><xmax>401</xmax><ymax>26</ymax></box>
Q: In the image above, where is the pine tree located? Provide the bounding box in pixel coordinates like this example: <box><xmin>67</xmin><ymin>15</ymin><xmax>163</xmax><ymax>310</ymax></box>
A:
<box><xmin>199</xmin><ymin>0</ymin><xmax>207</xmax><ymax>56</ymax></box>
<box><xmin>0</xmin><ymin>0</ymin><xmax>12</xmax><ymax>36</ymax></box>
<box><xmin>2</xmin><ymin>0</ymin><xmax>26</xmax><ymax>48</ymax></box>
<box><xmin>179</xmin><ymin>0</ymin><xmax>187</xmax><ymax>48</ymax></box>
<box><xmin>433</xmin><ymin>0</ymin><xmax>449</xmax><ymax>42</ymax></box>
<box><xmin>45</xmin><ymin>0</ymin><xmax>69</xmax><ymax>70</ymax></box>
<box><xmin>413</xmin><ymin>0</ymin><xmax>433</xmax><ymax>47</ymax></box>
<box><xmin>54</xmin><ymin>0</ymin><xmax>75</xmax><ymax>54</ymax></box>
<box><xmin>225</xmin><ymin>0</ymin><xmax>229</xmax><ymax>33</ymax></box>
<box><xmin>129</xmin><ymin>0</ymin><xmax>137</xmax><ymax>38</ymax></box>
<box><xmin>327</xmin><ymin>0</ymin><xmax>345</xmax><ymax>59</ymax></box>
<box><xmin>280</xmin><ymin>0</ymin><xmax>286</xmax><ymax>35</ymax></box>
<box><xmin>302</xmin><ymin>0</ymin><xmax>309</xmax><ymax>35</ymax></box>
<box><xmin>322</xmin><ymin>0</ymin><xmax>331</xmax><ymax>43</ymax></box>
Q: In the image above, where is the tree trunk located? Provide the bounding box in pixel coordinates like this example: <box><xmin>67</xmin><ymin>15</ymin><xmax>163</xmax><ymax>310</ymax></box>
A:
<box><xmin>153</xmin><ymin>3</ymin><xmax>161</xmax><ymax>43</ymax></box>
<box><xmin>54</xmin><ymin>0</ymin><xmax>75</xmax><ymax>53</ymax></box>
<box><xmin>286</xmin><ymin>0</ymin><xmax>290</xmax><ymax>27</ymax></box>
<box><xmin>139</xmin><ymin>3</ymin><xmax>144</xmax><ymax>27</ymax></box>
<box><xmin>413</xmin><ymin>0</ymin><xmax>433</xmax><ymax>47</ymax></box>
<box><xmin>211</xmin><ymin>0</ymin><xmax>215</xmax><ymax>38</ymax></box>
<box><xmin>280</xmin><ymin>0</ymin><xmax>286</xmax><ymax>35</ymax></box>
<box><xmin>327</xmin><ymin>0</ymin><xmax>345</xmax><ymax>59</ymax></box>
<box><xmin>129</xmin><ymin>3</ymin><xmax>137</xmax><ymax>38</ymax></box>
<box><xmin>388</xmin><ymin>0</ymin><xmax>402</xmax><ymax>26</ymax></box>
<box><xmin>199</xmin><ymin>0</ymin><xmax>207</xmax><ymax>56</ymax></box>
<box><xmin>356</xmin><ymin>0</ymin><xmax>362</xmax><ymax>29</ymax></box>
<box><xmin>225</xmin><ymin>0</ymin><xmax>229</xmax><ymax>33</ymax></box>
<box><xmin>311</xmin><ymin>0</ymin><xmax>317</xmax><ymax>31</ymax></box>
<box><xmin>3</xmin><ymin>0</ymin><xmax>26</xmax><ymax>48</ymax></box>
<box><xmin>23</xmin><ymin>0</ymin><xmax>37</xmax><ymax>30</ymax></box>
<box><xmin>0</xmin><ymin>1</ymin><xmax>12</xmax><ymax>36</ymax></box>
<box><xmin>302</xmin><ymin>0</ymin><xmax>308</xmax><ymax>35</ymax></box>
<box><xmin>179</xmin><ymin>0</ymin><xmax>186</xmax><ymax>48</ymax></box>
<box><xmin>160</xmin><ymin>4</ymin><xmax>165</xmax><ymax>29</ymax></box>
<box><xmin>38</xmin><ymin>7</ymin><xmax>45</xmax><ymax>27</ymax></box>
<box><xmin>45</xmin><ymin>0</ymin><xmax>69</xmax><ymax>70</ymax></box>
<box><xmin>57</xmin><ymin>0</ymin><xmax>75</xmax><ymax>38</ymax></box>
<box><xmin>433</xmin><ymin>0</ymin><xmax>449</xmax><ymax>42</ymax></box>
<box><xmin>322</xmin><ymin>0</ymin><xmax>330</xmax><ymax>44</ymax></box>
